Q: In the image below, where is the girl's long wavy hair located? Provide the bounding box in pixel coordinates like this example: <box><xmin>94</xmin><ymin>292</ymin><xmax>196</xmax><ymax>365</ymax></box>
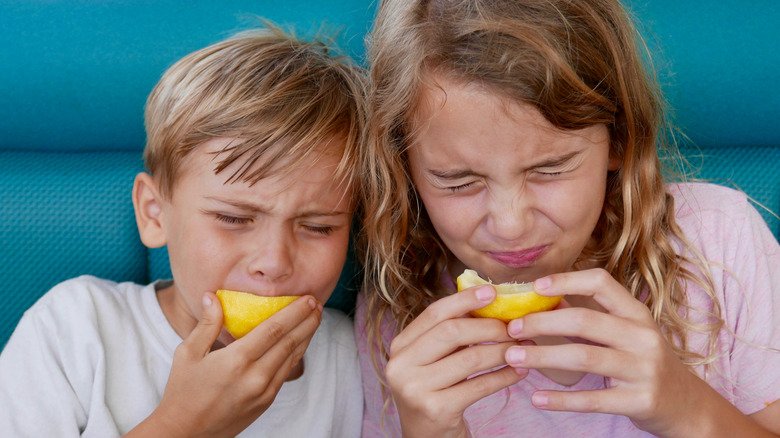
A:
<box><xmin>360</xmin><ymin>0</ymin><xmax>722</xmax><ymax>389</ymax></box>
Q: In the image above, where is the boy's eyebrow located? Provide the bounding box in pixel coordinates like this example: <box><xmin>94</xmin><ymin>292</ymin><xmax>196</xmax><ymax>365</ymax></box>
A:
<box><xmin>428</xmin><ymin>150</ymin><xmax>584</xmax><ymax>179</ymax></box>
<box><xmin>205</xmin><ymin>197</ymin><xmax>351</xmax><ymax>217</ymax></box>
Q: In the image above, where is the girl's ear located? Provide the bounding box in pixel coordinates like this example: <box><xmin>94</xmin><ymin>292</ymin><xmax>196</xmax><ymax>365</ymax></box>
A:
<box><xmin>607</xmin><ymin>152</ymin><xmax>622</xmax><ymax>171</ymax></box>
<box><xmin>132</xmin><ymin>172</ymin><xmax>167</xmax><ymax>248</ymax></box>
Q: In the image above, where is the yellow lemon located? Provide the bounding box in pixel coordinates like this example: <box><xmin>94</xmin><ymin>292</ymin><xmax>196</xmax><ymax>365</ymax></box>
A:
<box><xmin>456</xmin><ymin>269</ymin><xmax>562</xmax><ymax>322</ymax></box>
<box><xmin>216</xmin><ymin>289</ymin><xmax>299</xmax><ymax>338</ymax></box>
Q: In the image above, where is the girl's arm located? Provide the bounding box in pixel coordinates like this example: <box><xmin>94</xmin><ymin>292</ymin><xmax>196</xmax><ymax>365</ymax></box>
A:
<box><xmin>505</xmin><ymin>269</ymin><xmax>780</xmax><ymax>438</ymax></box>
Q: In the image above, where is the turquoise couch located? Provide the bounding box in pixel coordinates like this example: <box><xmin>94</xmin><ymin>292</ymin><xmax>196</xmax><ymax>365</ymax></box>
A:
<box><xmin>1</xmin><ymin>0</ymin><xmax>778</xmax><ymax>348</ymax></box>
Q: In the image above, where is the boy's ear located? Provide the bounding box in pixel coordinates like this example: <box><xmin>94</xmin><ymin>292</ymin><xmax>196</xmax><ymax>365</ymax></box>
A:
<box><xmin>132</xmin><ymin>172</ymin><xmax>167</xmax><ymax>248</ymax></box>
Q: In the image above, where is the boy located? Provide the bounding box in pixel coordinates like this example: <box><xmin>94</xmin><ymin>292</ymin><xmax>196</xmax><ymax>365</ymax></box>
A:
<box><xmin>0</xmin><ymin>26</ymin><xmax>365</xmax><ymax>437</ymax></box>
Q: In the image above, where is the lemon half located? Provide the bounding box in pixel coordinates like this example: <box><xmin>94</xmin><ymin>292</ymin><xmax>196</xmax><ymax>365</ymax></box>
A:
<box><xmin>456</xmin><ymin>269</ymin><xmax>562</xmax><ymax>322</ymax></box>
<box><xmin>216</xmin><ymin>289</ymin><xmax>299</xmax><ymax>338</ymax></box>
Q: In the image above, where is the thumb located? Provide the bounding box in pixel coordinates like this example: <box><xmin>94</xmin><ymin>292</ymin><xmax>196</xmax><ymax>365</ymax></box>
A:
<box><xmin>185</xmin><ymin>292</ymin><xmax>224</xmax><ymax>356</ymax></box>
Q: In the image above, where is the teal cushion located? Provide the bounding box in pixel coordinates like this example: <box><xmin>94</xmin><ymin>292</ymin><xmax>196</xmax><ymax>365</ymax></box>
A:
<box><xmin>0</xmin><ymin>151</ymin><xmax>147</xmax><ymax>346</ymax></box>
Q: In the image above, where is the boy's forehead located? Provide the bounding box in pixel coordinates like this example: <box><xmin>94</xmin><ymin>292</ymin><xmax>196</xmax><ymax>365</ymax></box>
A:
<box><xmin>176</xmin><ymin>136</ymin><xmax>352</xmax><ymax>194</ymax></box>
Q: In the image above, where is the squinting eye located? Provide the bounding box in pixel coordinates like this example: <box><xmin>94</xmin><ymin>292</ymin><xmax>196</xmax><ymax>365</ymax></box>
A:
<box><xmin>447</xmin><ymin>182</ymin><xmax>474</xmax><ymax>192</ymax></box>
<box><xmin>305</xmin><ymin>225</ymin><xmax>335</xmax><ymax>235</ymax></box>
<box><xmin>215</xmin><ymin>214</ymin><xmax>251</xmax><ymax>225</ymax></box>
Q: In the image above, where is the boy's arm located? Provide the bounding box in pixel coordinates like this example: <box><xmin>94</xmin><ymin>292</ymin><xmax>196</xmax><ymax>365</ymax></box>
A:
<box><xmin>124</xmin><ymin>292</ymin><xmax>322</xmax><ymax>438</ymax></box>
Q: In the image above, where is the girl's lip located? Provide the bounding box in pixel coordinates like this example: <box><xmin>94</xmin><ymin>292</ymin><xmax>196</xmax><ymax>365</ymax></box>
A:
<box><xmin>487</xmin><ymin>245</ymin><xmax>549</xmax><ymax>268</ymax></box>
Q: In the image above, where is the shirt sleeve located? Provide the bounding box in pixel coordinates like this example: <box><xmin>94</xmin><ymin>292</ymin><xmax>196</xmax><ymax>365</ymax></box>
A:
<box><xmin>0</xmin><ymin>296</ymin><xmax>86</xmax><ymax>437</ymax></box>
<box><xmin>721</xmin><ymin>197</ymin><xmax>780</xmax><ymax>414</ymax></box>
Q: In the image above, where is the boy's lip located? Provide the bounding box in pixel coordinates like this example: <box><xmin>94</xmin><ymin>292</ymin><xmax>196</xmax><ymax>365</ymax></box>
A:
<box><xmin>486</xmin><ymin>245</ymin><xmax>549</xmax><ymax>268</ymax></box>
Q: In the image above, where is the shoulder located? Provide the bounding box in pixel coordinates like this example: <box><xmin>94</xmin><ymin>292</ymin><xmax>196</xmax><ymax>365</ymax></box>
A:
<box><xmin>669</xmin><ymin>182</ymin><xmax>750</xmax><ymax>219</ymax></box>
<box><xmin>31</xmin><ymin>275</ymin><xmax>142</xmax><ymax>313</ymax></box>
<box><xmin>667</xmin><ymin>182</ymin><xmax>758</xmax><ymax>243</ymax></box>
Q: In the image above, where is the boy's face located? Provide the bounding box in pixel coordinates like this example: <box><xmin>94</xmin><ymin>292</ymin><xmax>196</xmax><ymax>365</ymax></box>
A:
<box><xmin>408</xmin><ymin>76</ymin><xmax>619</xmax><ymax>285</ymax></box>
<box><xmin>144</xmin><ymin>137</ymin><xmax>352</xmax><ymax>346</ymax></box>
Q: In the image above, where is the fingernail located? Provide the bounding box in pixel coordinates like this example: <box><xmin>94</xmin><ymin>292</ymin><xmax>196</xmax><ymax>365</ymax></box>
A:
<box><xmin>306</xmin><ymin>297</ymin><xmax>317</xmax><ymax>310</ymax></box>
<box><xmin>202</xmin><ymin>295</ymin><xmax>212</xmax><ymax>307</ymax></box>
<box><xmin>532</xmin><ymin>392</ymin><xmax>548</xmax><ymax>408</ymax></box>
<box><xmin>534</xmin><ymin>276</ymin><xmax>552</xmax><ymax>291</ymax></box>
<box><xmin>506</xmin><ymin>347</ymin><xmax>526</xmax><ymax>365</ymax></box>
<box><xmin>515</xmin><ymin>367</ymin><xmax>529</xmax><ymax>377</ymax></box>
<box><xmin>476</xmin><ymin>285</ymin><xmax>495</xmax><ymax>301</ymax></box>
<box><xmin>508</xmin><ymin>318</ymin><xmax>523</xmax><ymax>336</ymax></box>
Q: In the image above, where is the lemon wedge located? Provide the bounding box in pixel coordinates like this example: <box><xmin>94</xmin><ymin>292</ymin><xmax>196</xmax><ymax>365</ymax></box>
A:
<box><xmin>456</xmin><ymin>269</ymin><xmax>562</xmax><ymax>322</ymax></box>
<box><xmin>216</xmin><ymin>289</ymin><xmax>299</xmax><ymax>338</ymax></box>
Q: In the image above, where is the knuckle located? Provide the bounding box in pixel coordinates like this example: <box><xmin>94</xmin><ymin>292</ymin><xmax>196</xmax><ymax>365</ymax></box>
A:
<box><xmin>567</xmin><ymin>307</ymin><xmax>593</xmax><ymax>331</ymax></box>
<box><xmin>384</xmin><ymin>359</ymin><xmax>404</xmax><ymax>385</ymax></box>
<box><xmin>575</xmin><ymin>346</ymin><xmax>600</xmax><ymax>369</ymax></box>
<box><xmin>592</xmin><ymin>268</ymin><xmax>614</xmax><ymax>286</ymax></box>
<box><xmin>458</xmin><ymin>345</ymin><xmax>482</xmax><ymax>369</ymax></box>
<box><xmin>263</xmin><ymin>320</ymin><xmax>286</xmax><ymax>343</ymax></box>
<box><xmin>437</xmin><ymin>319</ymin><xmax>463</xmax><ymax>340</ymax></box>
<box><xmin>248</xmin><ymin>372</ymin><xmax>272</xmax><ymax>392</ymax></box>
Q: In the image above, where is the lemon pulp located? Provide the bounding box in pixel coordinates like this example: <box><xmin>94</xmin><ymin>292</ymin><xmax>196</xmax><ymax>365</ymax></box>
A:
<box><xmin>456</xmin><ymin>269</ymin><xmax>562</xmax><ymax>322</ymax></box>
<box><xmin>216</xmin><ymin>289</ymin><xmax>299</xmax><ymax>338</ymax></box>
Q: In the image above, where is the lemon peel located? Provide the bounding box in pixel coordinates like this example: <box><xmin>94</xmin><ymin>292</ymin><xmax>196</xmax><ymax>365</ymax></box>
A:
<box><xmin>456</xmin><ymin>269</ymin><xmax>562</xmax><ymax>322</ymax></box>
<box><xmin>216</xmin><ymin>289</ymin><xmax>299</xmax><ymax>338</ymax></box>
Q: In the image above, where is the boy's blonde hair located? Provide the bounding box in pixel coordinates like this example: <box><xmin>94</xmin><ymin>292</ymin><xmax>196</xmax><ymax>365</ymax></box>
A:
<box><xmin>362</xmin><ymin>0</ymin><xmax>721</xmax><ymax>375</ymax></box>
<box><xmin>144</xmin><ymin>25</ymin><xmax>366</xmax><ymax>200</ymax></box>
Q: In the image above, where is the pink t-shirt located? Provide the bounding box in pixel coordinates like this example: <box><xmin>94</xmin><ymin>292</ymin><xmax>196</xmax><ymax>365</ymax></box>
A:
<box><xmin>355</xmin><ymin>183</ymin><xmax>780</xmax><ymax>437</ymax></box>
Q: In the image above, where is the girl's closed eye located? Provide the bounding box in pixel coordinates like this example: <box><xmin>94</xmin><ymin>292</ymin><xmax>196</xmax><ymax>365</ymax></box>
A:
<box><xmin>447</xmin><ymin>181</ymin><xmax>475</xmax><ymax>192</ymax></box>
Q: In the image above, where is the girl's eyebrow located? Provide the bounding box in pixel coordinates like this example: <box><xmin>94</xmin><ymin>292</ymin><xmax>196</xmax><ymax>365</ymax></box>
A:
<box><xmin>427</xmin><ymin>150</ymin><xmax>584</xmax><ymax>179</ymax></box>
<box><xmin>525</xmin><ymin>150</ymin><xmax>583</xmax><ymax>170</ymax></box>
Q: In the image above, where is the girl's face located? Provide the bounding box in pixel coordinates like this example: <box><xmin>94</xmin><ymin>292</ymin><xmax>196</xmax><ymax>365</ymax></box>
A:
<box><xmin>409</xmin><ymin>76</ymin><xmax>619</xmax><ymax>284</ymax></box>
<box><xmin>153</xmin><ymin>137</ymin><xmax>352</xmax><ymax>346</ymax></box>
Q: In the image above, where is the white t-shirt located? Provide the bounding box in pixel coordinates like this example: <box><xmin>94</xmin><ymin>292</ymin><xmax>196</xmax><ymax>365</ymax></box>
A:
<box><xmin>0</xmin><ymin>276</ymin><xmax>362</xmax><ymax>437</ymax></box>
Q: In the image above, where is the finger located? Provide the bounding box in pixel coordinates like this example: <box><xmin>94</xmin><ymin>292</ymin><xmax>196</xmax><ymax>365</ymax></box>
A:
<box><xmin>508</xmin><ymin>306</ymin><xmax>642</xmax><ymax>349</ymax></box>
<box><xmin>250</xmin><ymin>299</ymin><xmax>322</xmax><ymax>371</ymax></box>
<box><xmin>530</xmin><ymin>386</ymin><xmax>633</xmax><ymax>416</ymax></box>
<box><xmin>395</xmin><ymin>317</ymin><xmax>513</xmax><ymax>366</ymax></box>
<box><xmin>505</xmin><ymin>343</ymin><xmax>633</xmax><ymax>379</ymax></box>
<box><xmin>238</xmin><ymin>295</ymin><xmax>320</xmax><ymax>361</ymax></box>
<box><xmin>181</xmin><ymin>292</ymin><xmax>224</xmax><ymax>358</ymax></box>
<box><xmin>391</xmin><ymin>285</ymin><xmax>496</xmax><ymax>354</ymax></box>
<box><xmin>426</xmin><ymin>341</ymin><xmax>523</xmax><ymax>390</ymax></box>
<box><xmin>534</xmin><ymin>269</ymin><xmax>650</xmax><ymax>320</ymax></box>
<box><xmin>445</xmin><ymin>365</ymin><xmax>528</xmax><ymax>414</ymax></box>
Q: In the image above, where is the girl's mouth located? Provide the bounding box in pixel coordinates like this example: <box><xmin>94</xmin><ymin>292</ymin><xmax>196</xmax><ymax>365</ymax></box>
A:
<box><xmin>487</xmin><ymin>245</ymin><xmax>549</xmax><ymax>268</ymax></box>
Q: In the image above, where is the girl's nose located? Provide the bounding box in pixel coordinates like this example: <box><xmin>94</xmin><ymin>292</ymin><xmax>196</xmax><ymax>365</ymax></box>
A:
<box><xmin>485</xmin><ymin>188</ymin><xmax>534</xmax><ymax>241</ymax></box>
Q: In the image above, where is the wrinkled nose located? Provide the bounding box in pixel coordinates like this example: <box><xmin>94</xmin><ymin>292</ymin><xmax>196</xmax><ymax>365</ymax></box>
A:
<box><xmin>247</xmin><ymin>229</ymin><xmax>294</xmax><ymax>282</ymax></box>
<box><xmin>485</xmin><ymin>187</ymin><xmax>534</xmax><ymax>242</ymax></box>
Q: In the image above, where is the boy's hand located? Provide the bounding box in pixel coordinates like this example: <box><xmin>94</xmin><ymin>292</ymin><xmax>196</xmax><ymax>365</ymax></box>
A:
<box><xmin>127</xmin><ymin>292</ymin><xmax>322</xmax><ymax>438</ymax></box>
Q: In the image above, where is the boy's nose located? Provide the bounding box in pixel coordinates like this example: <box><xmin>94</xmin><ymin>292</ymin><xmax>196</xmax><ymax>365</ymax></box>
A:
<box><xmin>247</xmin><ymin>231</ymin><xmax>294</xmax><ymax>282</ymax></box>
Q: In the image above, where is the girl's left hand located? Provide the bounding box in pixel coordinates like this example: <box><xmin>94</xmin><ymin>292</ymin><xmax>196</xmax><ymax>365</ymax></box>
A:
<box><xmin>504</xmin><ymin>268</ymin><xmax>775</xmax><ymax>438</ymax></box>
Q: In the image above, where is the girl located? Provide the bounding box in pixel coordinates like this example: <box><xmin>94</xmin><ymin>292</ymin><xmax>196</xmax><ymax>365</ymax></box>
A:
<box><xmin>356</xmin><ymin>0</ymin><xmax>780</xmax><ymax>437</ymax></box>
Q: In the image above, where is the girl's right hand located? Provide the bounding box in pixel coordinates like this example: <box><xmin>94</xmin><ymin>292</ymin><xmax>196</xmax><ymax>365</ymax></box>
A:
<box><xmin>385</xmin><ymin>285</ymin><xmax>527</xmax><ymax>438</ymax></box>
<box><xmin>125</xmin><ymin>292</ymin><xmax>322</xmax><ymax>438</ymax></box>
